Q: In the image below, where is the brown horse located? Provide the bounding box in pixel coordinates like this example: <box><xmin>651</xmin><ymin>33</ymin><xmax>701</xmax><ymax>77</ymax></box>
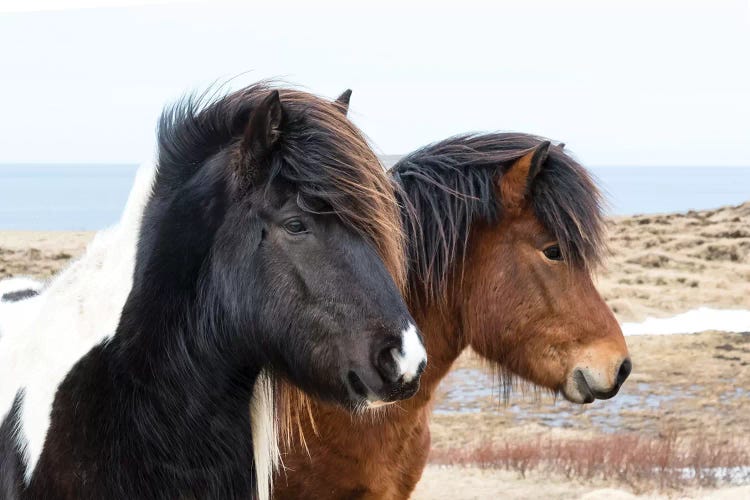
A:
<box><xmin>273</xmin><ymin>132</ymin><xmax>631</xmax><ymax>499</ymax></box>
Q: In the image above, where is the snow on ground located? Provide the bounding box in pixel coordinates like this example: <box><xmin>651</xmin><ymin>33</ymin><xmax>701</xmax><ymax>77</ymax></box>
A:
<box><xmin>621</xmin><ymin>307</ymin><xmax>750</xmax><ymax>336</ymax></box>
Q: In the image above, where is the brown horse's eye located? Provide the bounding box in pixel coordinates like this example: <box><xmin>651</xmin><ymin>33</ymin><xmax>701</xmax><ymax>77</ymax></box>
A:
<box><xmin>543</xmin><ymin>245</ymin><xmax>563</xmax><ymax>261</ymax></box>
<box><xmin>284</xmin><ymin>218</ymin><xmax>307</xmax><ymax>234</ymax></box>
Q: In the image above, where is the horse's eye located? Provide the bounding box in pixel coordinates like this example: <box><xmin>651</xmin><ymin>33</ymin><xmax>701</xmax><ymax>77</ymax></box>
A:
<box><xmin>284</xmin><ymin>218</ymin><xmax>307</xmax><ymax>234</ymax></box>
<box><xmin>543</xmin><ymin>245</ymin><xmax>563</xmax><ymax>261</ymax></box>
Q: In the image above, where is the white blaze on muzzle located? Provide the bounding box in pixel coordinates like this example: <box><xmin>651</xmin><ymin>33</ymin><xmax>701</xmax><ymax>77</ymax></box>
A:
<box><xmin>392</xmin><ymin>323</ymin><xmax>427</xmax><ymax>382</ymax></box>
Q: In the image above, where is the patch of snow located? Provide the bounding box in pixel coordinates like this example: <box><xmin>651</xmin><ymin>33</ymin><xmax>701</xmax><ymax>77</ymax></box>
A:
<box><xmin>621</xmin><ymin>307</ymin><xmax>750</xmax><ymax>336</ymax></box>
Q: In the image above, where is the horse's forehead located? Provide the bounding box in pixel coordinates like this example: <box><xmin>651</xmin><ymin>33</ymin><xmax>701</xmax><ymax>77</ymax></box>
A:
<box><xmin>492</xmin><ymin>206</ymin><xmax>551</xmax><ymax>245</ymax></box>
<box><xmin>261</xmin><ymin>180</ymin><xmax>294</xmax><ymax>205</ymax></box>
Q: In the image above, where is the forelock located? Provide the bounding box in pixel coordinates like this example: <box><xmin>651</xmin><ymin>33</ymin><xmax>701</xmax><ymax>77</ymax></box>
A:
<box><xmin>155</xmin><ymin>82</ymin><xmax>406</xmax><ymax>291</ymax></box>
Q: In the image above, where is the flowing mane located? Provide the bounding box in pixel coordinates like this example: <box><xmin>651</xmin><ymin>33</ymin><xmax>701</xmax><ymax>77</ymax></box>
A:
<box><xmin>391</xmin><ymin>132</ymin><xmax>606</xmax><ymax>302</ymax></box>
<box><xmin>154</xmin><ymin>82</ymin><xmax>406</xmax><ymax>291</ymax></box>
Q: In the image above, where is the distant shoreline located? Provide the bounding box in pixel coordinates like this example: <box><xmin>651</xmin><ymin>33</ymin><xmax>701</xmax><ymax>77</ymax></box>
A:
<box><xmin>1</xmin><ymin>164</ymin><xmax>750</xmax><ymax>231</ymax></box>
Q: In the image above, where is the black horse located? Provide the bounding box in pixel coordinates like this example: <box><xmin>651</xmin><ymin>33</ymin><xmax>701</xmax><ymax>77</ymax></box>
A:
<box><xmin>0</xmin><ymin>83</ymin><xmax>426</xmax><ymax>499</ymax></box>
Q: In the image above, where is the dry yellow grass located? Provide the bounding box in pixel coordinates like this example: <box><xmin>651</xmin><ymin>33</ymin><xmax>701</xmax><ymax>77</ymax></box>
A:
<box><xmin>600</xmin><ymin>202</ymin><xmax>750</xmax><ymax>321</ymax></box>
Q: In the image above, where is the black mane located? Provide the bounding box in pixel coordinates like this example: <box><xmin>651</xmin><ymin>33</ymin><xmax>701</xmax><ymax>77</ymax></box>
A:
<box><xmin>391</xmin><ymin>133</ymin><xmax>605</xmax><ymax>301</ymax></box>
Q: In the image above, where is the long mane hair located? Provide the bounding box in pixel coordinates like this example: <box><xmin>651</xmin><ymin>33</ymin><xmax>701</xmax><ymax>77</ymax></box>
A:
<box><xmin>391</xmin><ymin>132</ymin><xmax>606</xmax><ymax>304</ymax></box>
<box><xmin>148</xmin><ymin>83</ymin><xmax>410</xmax><ymax>500</ymax></box>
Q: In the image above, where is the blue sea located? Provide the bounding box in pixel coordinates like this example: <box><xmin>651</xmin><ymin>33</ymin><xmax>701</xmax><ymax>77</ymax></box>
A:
<box><xmin>0</xmin><ymin>163</ymin><xmax>748</xmax><ymax>231</ymax></box>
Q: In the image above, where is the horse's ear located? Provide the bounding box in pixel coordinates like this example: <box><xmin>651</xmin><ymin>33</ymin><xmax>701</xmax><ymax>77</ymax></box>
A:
<box><xmin>499</xmin><ymin>141</ymin><xmax>551</xmax><ymax>210</ymax></box>
<box><xmin>334</xmin><ymin>89</ymin><xmax>352</xmax><ymax>115</ymax></box>
<box><xmin>558</xmin><ymin>142</ymin><xmax>566</xmax><ymax>149</ymax></box>
<box><xmin>240</xmin><ymin>90</ymin><xmax>284</xmax><ymax>175</ymax></box>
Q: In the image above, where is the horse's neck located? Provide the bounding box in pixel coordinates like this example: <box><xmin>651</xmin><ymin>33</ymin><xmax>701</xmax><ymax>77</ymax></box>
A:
<box><xmin>114</xmin><ymin>297</ymin><xmax>258</xmax><ymax>403</ymax></box>
<box><xmin>79</xmin><ymin>319</ymin><xmax>259</xmax><ymax>467</ymax></box>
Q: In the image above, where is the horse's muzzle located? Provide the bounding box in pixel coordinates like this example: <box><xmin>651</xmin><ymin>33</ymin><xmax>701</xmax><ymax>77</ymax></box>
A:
<box><xmin>565</xmin><ymin>357</ymin><xmax>632</xmax><ymax>404</ymax></box>
<box><xmin>345</xmin><ymin>322</ymin><xmax>427</xmax><ymax>406</ymax></box>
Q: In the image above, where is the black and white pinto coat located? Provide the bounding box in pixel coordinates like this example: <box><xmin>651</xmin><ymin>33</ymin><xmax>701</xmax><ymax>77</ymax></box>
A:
<box><xmin>0</xmin><ymin>162</ymin><xmax>153</xmax><ymax>494</ymax></box>
<box><xmin>0</xmin><ymin>160</ymin><xmax>286</xmax><ymax>499</ymax></box>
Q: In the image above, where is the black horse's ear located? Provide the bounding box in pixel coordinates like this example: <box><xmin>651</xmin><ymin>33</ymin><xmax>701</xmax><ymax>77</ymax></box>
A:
<box><xmin>241</xmin><ymin>90</ymin><xmax>284</xmax><ymax>171</ymax></box>
<box><xmin>558</xmin><ymin>142</ymin><xmax>566</xmax><ymax>149</ymax></box>
<box><xmin>498</xmin><ymin>141</ymin><xmax>550</xmax><ymax>210</ymax></box>
<box><xmin>334</xmin><ymin>89</ymin><xmax>352</xmax><ymax>115</ymax></box>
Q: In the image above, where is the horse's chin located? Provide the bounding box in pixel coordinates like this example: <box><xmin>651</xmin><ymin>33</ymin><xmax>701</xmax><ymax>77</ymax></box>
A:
<box><xmin>365</xmin><ymin>400</ymin><xmax>397</xmax><ymax>409</ymax></box>
<box><xmin>334</xmin><ymin>394</ymin><xmax>397</xmax><ymax>413</ymax></box>
<box><xmin>560</xmin><ymin>386</ymin><xmax>595</xmax><ymax>404</ymax></box>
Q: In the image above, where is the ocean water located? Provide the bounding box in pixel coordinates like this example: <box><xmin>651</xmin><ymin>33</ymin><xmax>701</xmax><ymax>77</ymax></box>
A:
<box><xmin>0</xmin><ymin>163</ymin><xmax>748</xmax><ymax>231</ymax></box>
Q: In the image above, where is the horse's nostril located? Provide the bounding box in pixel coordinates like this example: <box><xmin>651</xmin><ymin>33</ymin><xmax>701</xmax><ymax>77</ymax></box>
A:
<box><xmin>616</xmin><ymin>358</ymin><xmax>632</xmax><ymax>386</ymax></box>
<box><xmin>375</xmin><ymin>346</ymin><xmax>401</xmax><ymax>383</ymax></box>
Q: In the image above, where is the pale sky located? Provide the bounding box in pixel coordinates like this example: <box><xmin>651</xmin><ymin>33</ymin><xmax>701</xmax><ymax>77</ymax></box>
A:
<box><xmin>0</xmin><ymin>0</ymin><xmax>749</xmax><ymax>166</ymax></box>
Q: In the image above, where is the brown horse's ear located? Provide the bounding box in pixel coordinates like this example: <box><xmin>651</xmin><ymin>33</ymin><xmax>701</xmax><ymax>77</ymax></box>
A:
<box><xmin>241</xmin><ymin>90</ymin><xmax>284</xmax><ymax>173</ymax></box>
<box><xmin>499</xmin><ymin>141</ymin><xmax>551</xmax><ymax>210</ymax></box>
<box><xmin>334</xmin><ymin>89</ymin><xmax>352</xmax><ymax>115</ymax></box>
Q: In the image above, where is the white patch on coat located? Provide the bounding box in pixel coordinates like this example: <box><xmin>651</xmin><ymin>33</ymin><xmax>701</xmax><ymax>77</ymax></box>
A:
<box><xmin>0</xmin><ymin>159</ymin><xmax>155</xmax><ymax>483</ymax></box>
